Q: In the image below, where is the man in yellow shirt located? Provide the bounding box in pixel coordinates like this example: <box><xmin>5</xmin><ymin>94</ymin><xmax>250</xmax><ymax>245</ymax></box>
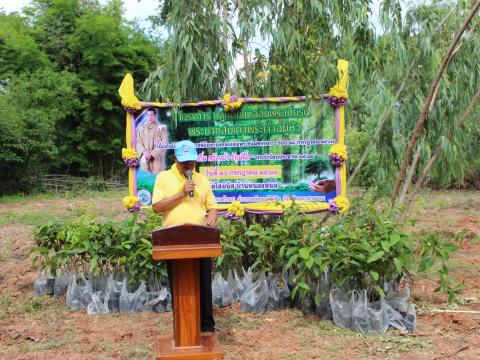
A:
<box><xmin>152</xmin><ymin>140</ymin><xmax>218</xmax><ymax>332</ymax></box>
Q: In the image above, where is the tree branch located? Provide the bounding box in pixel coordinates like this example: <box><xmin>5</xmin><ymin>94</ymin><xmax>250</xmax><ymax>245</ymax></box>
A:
<box><xmin>390</xmin><ymin>1</ymin><xmax>480</xmax><ymax>206</ymax></box>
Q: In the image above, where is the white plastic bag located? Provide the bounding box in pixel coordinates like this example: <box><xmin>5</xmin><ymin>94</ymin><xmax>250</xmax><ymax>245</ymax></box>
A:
<box><xmin>330</xmin><ymin>288</ymin><xmax>390</xmax><ymax>333</ymax></box>
<box><xmin>240</xmin><ymin>272</ymin><xmax>269</xmax><ymax>314</ymax></box>
<box><xmin>87</xmin><ymin>291</ymin><xmax>109</xmax><ymax>315</ymax></box>
<box><xmin>212</xmin><ymin>273</ymin><xmax>234</xmax><ymax>307</ymax></box>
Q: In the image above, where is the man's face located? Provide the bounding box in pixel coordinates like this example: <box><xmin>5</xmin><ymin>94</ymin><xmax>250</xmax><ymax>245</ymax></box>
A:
<box><xmin>146</xmin><ymin>110</ymin><xmax>156</xmax><ymax>124</ymax></box>
<box><xmin>175</xmin><ymin>160</ymin><xmax>196</xmax><ymax>175</ymax></box>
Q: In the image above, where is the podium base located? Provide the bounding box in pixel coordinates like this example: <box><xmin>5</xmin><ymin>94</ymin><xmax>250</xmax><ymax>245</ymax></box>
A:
<box><xmin>156</xmin><ymin>332</ymin><xmax>223</xmax><ymax>360</ymax></box>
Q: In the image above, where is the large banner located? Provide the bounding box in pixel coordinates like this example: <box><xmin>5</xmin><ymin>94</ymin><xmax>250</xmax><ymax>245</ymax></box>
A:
<box><xmin>120</xmin><ymin>59</ymin><xmax>349</xmax><ymax>213</ymax></box>
<box><xmin>132</xmin><ymin>100</ymin><xmax>341</xmax><ymax>207</ymax></box>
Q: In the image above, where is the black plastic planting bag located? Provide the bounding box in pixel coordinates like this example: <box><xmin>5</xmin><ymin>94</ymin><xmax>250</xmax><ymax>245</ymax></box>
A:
<box><xmin>267</xmin><ymin>273</ymin><xmax>291</xmax><ymax>310</ymax></box>
<box><xmin>105</xmin><ymin>275</ymin><xmax>122</xmax><ymax>313</ymax></box>
<box><xmin>53</xmin><ymin>270</ymin><xmax>69</xmax><ymax>297</ymax></box>
<box><xmin>277</xmin><ymin>270</ymin><xmax>292</xmax><ymax>309</ymax></box>
<box><xmin>33</xmin><ymin>270</ymin><xmax>54</xmax><ymax>296</ymax></box>
<box><xmin>145</xmin><ymin>287</ymin><xmax>171</xmax><ymax>313</ymax></box>
<box><xmin>267</xmin><ymin>273</ymin><xmax>281</xmax><ymax>310</ymax></box>
<box><xmin>315</xmin><ymin>272</ymin><xmax>332</xmax><ymax>320</ymax></box>
<box><xmin>119</xmin><ymin>277</ymin><xmax>133</xmax><ymax>312</ymax></box>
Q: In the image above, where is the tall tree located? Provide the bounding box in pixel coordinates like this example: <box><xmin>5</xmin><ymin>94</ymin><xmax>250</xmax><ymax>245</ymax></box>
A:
<box><xmin>142</xmin><ymin>0</ymin><xmax>231</xmax><ymax>102</ymax></box>
<box><xmin>25</xmin><ymin>0</ymin><xmax>160</xmax><ymax>176</ymax></box>
<box><xmin>390</xmin><ymin>0</ymin><xmax>480</xmax><ymax>205</ymax></box>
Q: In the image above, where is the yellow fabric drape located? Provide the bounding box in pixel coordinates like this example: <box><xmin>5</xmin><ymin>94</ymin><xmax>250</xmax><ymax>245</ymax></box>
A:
<box><xmin>118</xmin><ymin>73</ymin><xmax>141</xmax><ymax>110</ymax></box>
<box><xmin>328</xmin><ymin>59</ymin><xmax>349</xmax><ymax>99</ymax></box>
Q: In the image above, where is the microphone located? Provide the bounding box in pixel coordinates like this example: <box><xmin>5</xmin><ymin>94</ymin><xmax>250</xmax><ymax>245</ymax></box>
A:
<box><xmin>185</xmin><ymin>169</ymin><xmax>194</xmax><ymax>197</ymax></box>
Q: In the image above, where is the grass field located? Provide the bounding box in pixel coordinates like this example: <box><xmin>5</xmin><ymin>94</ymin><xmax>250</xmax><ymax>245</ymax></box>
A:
<box><xmin>0</xmin><ymin>189</ymin><xmax>479</xmax><ymax>359</ymax></box>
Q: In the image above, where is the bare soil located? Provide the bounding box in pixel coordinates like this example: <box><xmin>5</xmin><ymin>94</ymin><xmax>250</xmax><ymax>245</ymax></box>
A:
<box><xmin>0</xmin><ymin>190</ymin><xmax>479</xmax><ymax>359</ymax></box>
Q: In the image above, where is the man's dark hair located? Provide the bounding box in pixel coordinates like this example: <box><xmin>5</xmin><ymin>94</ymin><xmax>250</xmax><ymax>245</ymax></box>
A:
<box><xmin>146</xmin><ymin>107</ymin><xmax>156</xmax><ymax>114</ymax></box>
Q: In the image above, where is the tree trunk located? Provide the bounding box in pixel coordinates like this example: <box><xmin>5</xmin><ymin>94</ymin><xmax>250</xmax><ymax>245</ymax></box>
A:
<box><xmin>398</xmin><ymin>145</ymin><xmax>421</xmax><ymax>205</ymax></box>
<box><xmin>222</xmin><ymin>0</ymin><xmax>232</xmax><ymax>93</ymax></box>
<box><xmin>237</xmin><ymin>0</ymin><xmax>253</xmax><ymax>96</ymax></box>
<box><xmin>390</xmin><ymin>0</ymin><xmax>480</xmax><ymax>206</ymax></box>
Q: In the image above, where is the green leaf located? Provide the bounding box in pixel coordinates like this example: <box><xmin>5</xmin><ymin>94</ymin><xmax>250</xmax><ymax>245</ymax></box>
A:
<box><xmin>381</xmin><ymin>241</ymin><xmax>390</xmax><ymax>252</ymax></box>
<box><xmin>89</xmin><ymin>257</ymin><xmax>98</xmax><ymax>273</ymax></box>
<box><xmin>367</xmin><ymin>251</ymin><xmax>384</xmax><ymax>263</ymax></box>
<box><xmin>389</xmin><ymin>234</ymin><xmax>401</xmax><ymax>246</ymax></box>
<box><xmin>448</xmin><ymin>291</ymin><xmax>455</xmax><ymax>305</ymax></box>
<box><xmin>285</xmin><ymin>254</ymin><xmax>299</xmax><ymax>270</ymax></box>
<box><xmin>299</xmin><ymin>248</ymin><xmax>310</xmax><ymax>259</ymax></box>
<box><xmin>442</xmin><ymin>243</ymin><xmax>459</xmax><ymax>254</ymax></box>
<box><xmin>291</xmin><ymin>286</ymin><xmax>298</xmax><ymax>300</ymax></box>
<box><xmin>369</xmin><ymin>270</ymin><xmax>379</xmax><ymax>281</ymax></box>
<box><xmin>393</xmin><ymin>258</ymin><xmax>403</xmax><ymax>274</ymax></box>
<box><xmin>140</xmin><ymin>238</ymin><xmax>152</xmax><ymax>246</ymax></box>
<box><xmin>373</xmin><ymin>285</ymin><xmax>385</xmax><ymax>298</ymax></box>
<box><xmin>296</xmin><ymin>281</ymin><xmax>310</xmax><ymax>291</ymax></box>
<box><xmin>419</xmin><ymin>255</ymin><xmax>434</xmax><ymax>272</ymax></box>
<box><xmin>305</xmin><ymin>256</ymin><xmax>314</xmax><ymax>269</ymax></box>
<box><xmin>286</xmin><ymin>247</ymin><xmax>299</xmax><ymax>257</ymax></box>
<box><xmin>28</xmin><ymin>246</ymin><xmax>49</xmax><ymax>255</ymax></box>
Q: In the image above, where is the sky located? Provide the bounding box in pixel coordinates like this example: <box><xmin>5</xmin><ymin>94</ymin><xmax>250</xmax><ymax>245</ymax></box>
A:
<box><xmin>0</xmin><ymin>0</ymin><xmax>159</xmax><ymax>26</ymax></box>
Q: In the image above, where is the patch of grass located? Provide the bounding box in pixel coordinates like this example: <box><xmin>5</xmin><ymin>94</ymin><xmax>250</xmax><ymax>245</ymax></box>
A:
<box><xmin>20</xmin><ymin>295</ymin><xmax>64</xmax><ymax>314</ymax></box>
<box><xmin>414</xmin><ymin>298</ymin><xmax>436</xmax><ymax>315</ymax></box>
<box><xmin>216</xmin><ymin>310</ymin><xmax>266</xmax><ymax>331</ymax></box>
<box><xmin>303</xmin><ymin>317</ymin><xmax>363</xmax><ymax>337</ymax></box>
<box><xmin>276</xmin><ymin>355</ymin><xmax>307</xmax><ymax>360</ymax></box>
<box><xmin>469</xmin><ymin>236</ymin><xmax>480</xmax><ymax>244</ymax></box>
<box><xmin>0</xmin><ymin>239</ymin><xmax>13</xmax><ymax>261</ymax></box>
<box><xmin>0</xmin><ymin>189</ymin><xmax>125</xmax><ymax>204</ymax></box>
<box><xmin>119</xmin><ymin>342</ymin><xmax>153</xmax><ymax>360</ymax></box>
<box><xmin>15</xmin><ymin>334</ymin><xmax>81</xmax><ymax>353</ymax></box>
<box><xmin>0</xmin><ymin>291</ymin><xmax>14</xmax><ymax>319</ymax></box>
<box><xmin>0</xmin><ymin>293</ymin><xmax>64</xmax><ymax>320</ymax></box>
<box><xmin>0</xmin><ymin>209</ymin><xmax>62</xmax><ymax>226</ymax></box>
<box><xmin>446</xmin><ymin>257</ymin><xmax>480</xmax><ymax>274</ymax></box>
<box><xmin>0</xmin><ymin>190</ymin><xmax>125</xmax><ymax>226</ymax></box>
<box><xmin>367</xmin><ymin>334</ymin><xmax>430</xmax><ymax>355</ymax></box>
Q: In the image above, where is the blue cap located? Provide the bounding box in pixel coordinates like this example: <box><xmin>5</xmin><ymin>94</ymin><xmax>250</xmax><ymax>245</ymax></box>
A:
<box><xmin>174</xmin><ymin>140</ymin><xmax>198</xmax><ymax>162</ymax></box>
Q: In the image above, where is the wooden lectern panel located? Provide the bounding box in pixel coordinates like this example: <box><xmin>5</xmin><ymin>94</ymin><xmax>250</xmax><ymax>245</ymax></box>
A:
<box><xmin>152</xmin><ymin>223</ymin><xmax>223</xmax><ymax>359</ymax></box>
<box><xmin>152</xmin><ymin>244</ymin><xmax>222</xmax><ymax>260</ymax></box>
<box><xmin>152</xmin><ymin>223</ymin><xmax>220</xmax><ymax>247</ymax></box>
<box><xmin>156</xmin><ymin>333</ymin><xmax>224</xmax><ymax>359</ymax></box>
<box><xmin>152</xmin><ymin>223</ymin><xmax>221</xmax><ymax>260</ymax></box>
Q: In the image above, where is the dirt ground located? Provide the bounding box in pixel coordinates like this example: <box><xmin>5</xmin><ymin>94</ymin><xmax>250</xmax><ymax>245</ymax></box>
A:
<box><xmin>0</xmin><ymin>190</ymin><xmax>479</xmax><ymax>359</ymax></box>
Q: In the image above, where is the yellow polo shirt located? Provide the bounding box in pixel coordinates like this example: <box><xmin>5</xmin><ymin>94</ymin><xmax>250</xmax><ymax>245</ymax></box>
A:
<box><xmin>152</xmin><ymin>163</ymin><xmax>217</xmax><ymax>227</ymax></box>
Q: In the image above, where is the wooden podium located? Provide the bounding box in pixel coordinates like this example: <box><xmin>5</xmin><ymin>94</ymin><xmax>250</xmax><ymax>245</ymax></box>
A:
<box><xmin>152</xmin><ymin>223</ymin><xmax>224</xmax><ymax>360</ymax></box>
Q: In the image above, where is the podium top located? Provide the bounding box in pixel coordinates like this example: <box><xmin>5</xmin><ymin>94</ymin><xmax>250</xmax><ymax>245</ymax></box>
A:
<box><xmin>152</xmin><ymin>223</ymin><xmax>220</xmax><ymax>247</ymax></box>
<box><xmin>151</xmin><ymin>223</ymin><xmax>222</xmax><ymax>260</ymax></box>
